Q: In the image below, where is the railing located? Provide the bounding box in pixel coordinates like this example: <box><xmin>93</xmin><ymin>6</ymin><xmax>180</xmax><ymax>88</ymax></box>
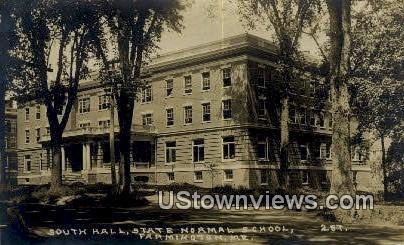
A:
<box><xmin>40</xmin><ymin>124</ymin><xmax>156</xmax><ymax>141</ymax></box>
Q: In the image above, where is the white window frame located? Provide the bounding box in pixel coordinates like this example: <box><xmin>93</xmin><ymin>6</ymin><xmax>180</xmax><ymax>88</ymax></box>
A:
<box><xmin>320</xmin><ymin>143</ymin><xmax>332</xmax><ymax>160</ymax></box>
<box><xmin>184</xmin><ymin>106</ymin><xmax>192</xmax><ymax>124</ymax></box>
<box><xmin>299</xmin><ymin>107</ymin><xmax>307</xmax><ymax>125</ymax></box>
<box><xmin>35</xmin><ymin>128</ymin><xmax>41</xmax><ymax>142</ymax></box>
<box><xmin>24</xmin><ymin>155</ymin><xmax>32</xmax><ymax>173</ymax></box>
<box><xmin>142</xmin><ymin>113</ymin><xmax>153</xmax><ymax>126</ymax></box>
<box><xmin>222</xmin><ymin>68</ymin><xmax>231</xmax><ymax>87</ymax></box>
<box><xmin>192</xmin><ymin>139</ymin><xmax>205</xmax><ymax>163</ymax></box>
<box><xmin>25</xmin><ymin>107</ymin><xmax>30</xmax><ymax>121</ymax></box>
<box><xmin>317</xmin><ymin>112</ymin><xmax>325</xmax><ymax>128</ymax></box>
<box><xmin>98</xmin><ymin>119</ymin><xmax>111</xmax><ymax>128</ymax></box>
<box><xmin>98</xmin><ymin>94</ymin><xmax>110</xmax><ymax>111</ymax></box>
<box><xmin>35</xmin><ymin>105</ymin><xmax>41</xmax><ymax>120</ymax></box>
<box><xmin>224</xmin><ymin>169</ymin><xmax>233</xmax><ymax>181</ymax></box>
<box><xmin>194</xmin><ymin>171</ymin><xmax>203</xmax><ymax>182</ymax></box>
<box><xmin>166</xmin><ymin>79</ymin><xmax>174</xmax><ymax>97</ymax></box>
<box><xmin>302</xmin><ymin>170</ymin><xmax>309</xmax><ymax>185</ymax></box>
<box><xmin>25</xmin><ymin>129</ymin><xmax>30</xmax><ymax>144</ymax></box>
<box><xmin>257</xmin><ymin>137</ymin><xmax>269</xmax><ymax>160</ymax></box>
<box><xmin>166</xmin><ymin>108</ymin><xmax>174</xmax><ymax>126</ymax></box>
<box><xmin>299</xmin><ymin>144</ymin><xmax>309</xmax><ymax>162</ymax></box>
<box><xmin>222</xmin><ymin>136</ymin><xmax>235</xmax><ymax>160</ymax></box>
<box><xmin>78</xmin><ymin>97</ymin><xmax>91</xmax><ymax>114</ymax></box>
<box><xmin>78</xmin><ymin>122</ymin><xmax>91</xmax><ymax>128</ymax></box>
<box><xmin>141</xmin><ymin>85</ymin><xmax>152</xmax><ymax>103</ymax></box>
<box><xmin>258</xmin><ymin>98</ymin><xmax>267</xmax><ymax>119</ymax></box>
<box><xmin>202</xmin><ymin>72</ymin><xmax>210</xmax><ymax>91</ymax></box>
<box><xmin>165</xmin><ymin>141</ymin><xmax>176</xmax><ymax>164</ymax></box>
<box><xmin>202</xmin><ymin>102</ymin><xmax>211</xmax><ymax>122</ymax></box>
<box><xmin>222</xmin><ymin>99</ymin><xmax>232</xmax><ymax>119</ymax></box>
<box><xmin>184</xmin><ymin>75</ymin><xmax>192</xmax><ymax>94</ymax></box>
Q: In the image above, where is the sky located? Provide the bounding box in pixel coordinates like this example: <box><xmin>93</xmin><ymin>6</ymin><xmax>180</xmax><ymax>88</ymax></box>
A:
<box><xmin>156</xmin><ymin>0</ymin><xmax>323</xmax><ymax>58</ymax></box>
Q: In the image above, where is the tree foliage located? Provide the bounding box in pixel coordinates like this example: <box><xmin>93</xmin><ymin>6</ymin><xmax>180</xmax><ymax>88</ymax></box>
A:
<box><xmin>93</xmin><ymin>0</ymin><xmax>187</xmax><ymax>194</ymax></box>
<box><xmin>10</xmin><ymin>0</ymin><xmax>100</xmax><ymax>189</ymax></box>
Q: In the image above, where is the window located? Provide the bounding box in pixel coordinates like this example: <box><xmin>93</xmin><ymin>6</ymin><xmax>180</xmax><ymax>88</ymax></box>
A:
<box><xmin>184</xmin><ymin>75</ymin><xmax>192</xmax><ymax>94</ymax></box>
<box><xmin>166</xmin><ymin>108</ymin><xmax>174</xmax><ymax>126</ymax></box>
<box><xmin>299</xmin><ymin>108</ymin><xmax>307</xmax><ymax>125</ymax></box>
<box><xmin>142</xmin><ymin>85</ymin><xmax>152</xmax><ymax>103</ymax></box>
<box><xmin>299</xmin><ymin>145</ymin><xmax>309</xmax><ymax>161</ymax></box>
<box><xmin>78</xmin><ymin>98</ymin><xmax>90</xmax><ymax>113</ymax></box>
<box><xmin>258</xmin><ymin>99</ymin><xmax>267</xmax><ymax>118</ymax></box>
<box><xmin>35</xmin><ymin>105</ymin><xmax>41</xmax><ymax>120</ymax></box>
<box><xmin>132</xmin><ymin>141</ymin><xmax>152</xmax><ymax>163</ymax></box>
<box><xmin>261</xmin><ymin>170</ymin><xmax>269</xmax><ymax>185</ymax></box>
<box><xmin>193</xmin><ymin>139</ymin><xmax>205</xmax><ymax>163</ymax></box>
<box><xmin>24</xmin><ymin>155</ymin><xmax>31</xmax><ymax>172</ymax></box>
<box><xmin>167</xmin><ymin>172</ymin><xmax>175</xmax><ymax>181</ymax></box>
<box><xmin>302</xmin><ymin>170</ymin><xmax>309</xmax><ymax>185</ymax></box>
<box><xmin>194</xmin><ymin>171</ymin><xmax>203</xmax><ymax>182</ymax></box>
<box><xmin>98</xmin><ymin>94</ymin><xmax>110</xmax><ymax>110</ymax></box>
<box><xmin>46</xmin><ymin>127</ymin><xmax>50</xmax><ymax>135</ymax></box>
<box><xmin>142</xmin><ymin>113</ymin><xmax>153</xmax><ymax>126</ymax></box>
<box><xmin>309</xmin><ymin>111</ymin><xmax>316</xmax><ymax>126</ymax></box>
<box><xmin>224</xmin><ymin>170</ymin><xmax>233</xmax><ymax>181</ymax></box>
<box><xmin>222</xmin><ymin>68</ymin><xmax>231</xmax><ymax>87</ymax></box>
<box><xmin>78</xmin><ymin>122</ymin><xmax>91</xmax><ymax>128</ymax></box>
<box><xmin>353</xmin><ymin>146</ymin><xmax>363</xmax><ymax>161</ymax></box>
<box><xmin>202</xmin><ymin>72</ymin><xmax>210</xmax><ymax>90</ymax></box>
<box><xmin>165</xmin><ymin>142</ymin><xmax>176</xmax><ymax>163</ymax></box>
<box><xmin>202</xmin><ymin>103</ymin><xmax>211</xmax><ymax>122</ymax></box>
<box><xmin>289</xmin><ymin>106</ymin><xmax>298</xmax><ymax>124</ymax></box>
<box><xmin>166</xmin><ymin>79</ymin><xmax>173</xmax><ymax>96</ymax></box>
<box><xmin>257</xmin><ymin>137</ymin><xmax>269</xmax><ymax>160</ymax></box>
<box><xmin>223</xmin><ymin>136</ymin><xmax>235</xmax><ymax>160</ymax></box>
<box><xmin>36</xmin><ymin>128</ymin><xmax>41</xmax><ymax>142</ymax></box>
<box><xmin>257</xmin><ymin>67</ymin><xmax>266</xmax><ymax>87</ymax></box>
<box><xmin>320</xmin><ymin>143</ymin><xmax>332</xmax><ymax>159</ymax></box>
<box><xmin>25</xmin><ymin>129</ymin><xmax>30</xmax><ymax>144</ymax></box>
<box><xmin>222</xmin><ymin>99</ymin><xmax>232</xmax><ymax>119</ymax></box>
<box><xmin>184</xmin><ymin>106</ymin><xmax>192</xmax><ymax>124</ymax></box>
<box><xmin>318</xmin><ymin>113</ymin><xmax>325</xmax><ymax>128</ymax></box>
<box><xmin>25</xmin><ymin>107</ymin><xmax>30</xmax><ymax>121</ymax></box>
<box><xmin>98</xmin><ymin>120</ymin><xmax>111</xmax><ymax>128</ymax></box>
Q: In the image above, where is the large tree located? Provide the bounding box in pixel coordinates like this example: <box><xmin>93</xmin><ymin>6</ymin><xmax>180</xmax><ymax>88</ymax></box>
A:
<box><xmin>326</xmin><ymin>0</ymin><xmax>354</xmax><ymax>195</ymax></box>
<box><xmin>350</xmin><ymin>0</ymin><xmax>404</xmax><ymax>199</ymax></box>
<box><xmin>236</xmin><ymin>0</ymin><xmax>321</xmax><ymax>189</ymax></box>
<box><xmin>94</xmin><ymin>0</ymin><xmax>186</xmax><ymax>194</ymax></box>
<box><xmin>11</xmin><ymin>0</ymin><xmax>98</xmax><ymax>191</ymax></box>
<box><xmin>0</xmin><ymin>0</ymin><xmax>21</xmax><ymax>191</ymax></box>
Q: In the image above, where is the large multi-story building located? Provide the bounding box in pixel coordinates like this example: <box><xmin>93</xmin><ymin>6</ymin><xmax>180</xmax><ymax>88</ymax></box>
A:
<box><xmin>16</xmin><ymin>34</ymin><xmax>380</xmax><ymax>191</ymax></box>
<box><xmin>5</xmin><ymin>98</ymin><xmax>18</xmax><ymax>186</ymax></box>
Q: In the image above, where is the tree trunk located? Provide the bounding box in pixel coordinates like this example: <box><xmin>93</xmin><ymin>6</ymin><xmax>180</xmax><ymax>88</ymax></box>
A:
<box><xmin>327</xmin><ymin>0</ymin><xmax>354</xmax><ymax>195</ymax></box>
<box><xmin>0</xmin><ymin>86</ymin><xmax>7</xmax><ymax>192</ymax></box>
<box><xmin>117</xmin><ymin>91</ymin><xmax>134</xmax><ymax>195</ymax></box>
<box><xmin>50</xmin><ymin>140</ymin><xmax>63</xmax><ymax>191</ymax></box>
<box><xmin>380</xmin><ymin>135</ymin><xmax>388</xmax><ymax>200</ymax></box>
<box><xmin>110</xmin><ymin>95</ymin><xmax>117</xmax><ymax>186</ymax></box>
<box><xmin>279</xmin><ymin>97</ymin><xmax>289</xmax><ymax>190</ymax></box>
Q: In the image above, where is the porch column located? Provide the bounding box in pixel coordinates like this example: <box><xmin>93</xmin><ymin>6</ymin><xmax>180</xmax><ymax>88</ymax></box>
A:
<box><xmin>82</xmin><ymin>144</ymin><xmax>87</xmax><ymax>171</ymax></box>
<box><xmin>96</xmin><ymin>142</ymin><xmax>103</xmax><ymax>168</ymax></box>
<box><xmin>61</xmin><ymin>147</ymin><xmax>66</xmax><ymax>172</ymax></box>
<box><xmin>86</xmin><ymin>143</ymin><xmax>91</xmax><ymax>170</ymax></box>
